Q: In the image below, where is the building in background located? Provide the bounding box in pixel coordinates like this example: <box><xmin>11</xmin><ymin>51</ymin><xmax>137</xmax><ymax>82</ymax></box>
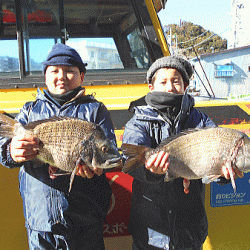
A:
<box><xmin>190</xmin><ymin>45</ymin><xmax>250</xmax><ymax>99</ymax></box>
<box><xmin>228</xmin><ymin>0</ymin><xmax>250</xmax><ymax>49</ymax></box>
<box><xmin>71</xmin><ymin>41</ymin><xmax>123</xmax><ymax>70</ymax></box>
<box><xmin>0</xmin><ymin>40</ymin><xmax>123</xmax><ymax>72</ymax></box>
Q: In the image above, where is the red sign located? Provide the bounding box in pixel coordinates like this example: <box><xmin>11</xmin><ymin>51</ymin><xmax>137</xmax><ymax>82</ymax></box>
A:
<box><xmin>2</xmin><ymin>9</ymin><xmax>53</xmax><ymax>24</ymax></box>
<box><xmin>104</xmin><ymin>170</ymin><xmax>133</xmax><ymax>237</ymax></box>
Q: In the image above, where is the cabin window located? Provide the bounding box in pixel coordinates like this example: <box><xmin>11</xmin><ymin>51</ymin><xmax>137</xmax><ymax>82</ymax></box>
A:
<box><xmin>214</xmin><ymin>64</ymin><xmax>234</xmax><ymax>77</ymax></box>
<box><xmin>127</xmin><ymin>28</ymin><xmax>149</xmax><ymax>68</ymax></box>
<box><xmin>0</xmin><ymin>2</ymin><xmax>19</xmax><ymax>76</ymax></box>
<box><xmin>0</xmin><ymin>0</ymin><xmax>156</xmax><ymax>77</ymax></box>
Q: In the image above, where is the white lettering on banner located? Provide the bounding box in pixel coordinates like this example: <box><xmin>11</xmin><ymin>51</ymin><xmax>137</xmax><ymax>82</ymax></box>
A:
<box><xmin>215</xmin><ymin>192</ymin><xmax>246</xmax><ymax>204</ymax></box>
<box><xmin>107</xmin><ymin>175</ymin><xmax>119</xmax><ymax>215</ymax></box>
<box><xmin>103</xmin><ymin>222</ymin><xmax>128</xmax><ymax>235</ymax></box>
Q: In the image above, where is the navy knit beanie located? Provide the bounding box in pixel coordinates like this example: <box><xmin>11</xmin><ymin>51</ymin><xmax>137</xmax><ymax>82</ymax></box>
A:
<box><xmin>147</xmin><ymin>55</ymin><xmax>194</xmax><ymax>85</ymax></box>
<box><xmin>42</xmin><ymin>43</ymin><xmax>87</xmax><ymax>74</ymax></box>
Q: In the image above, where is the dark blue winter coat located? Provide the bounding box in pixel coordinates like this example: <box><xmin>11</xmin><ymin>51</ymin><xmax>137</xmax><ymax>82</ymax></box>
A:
<box><xmin>122</xmin><ymin>92</ymin><xmax>216</xmax><ymax>250</ymax></box>
<box><xmin>0</xmin><ymin>88</ymin><xmax>114</xmax><ymax>232</ymax></box>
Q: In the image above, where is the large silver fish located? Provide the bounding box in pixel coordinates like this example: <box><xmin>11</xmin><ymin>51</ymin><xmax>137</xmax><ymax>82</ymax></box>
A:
<box><xmin>121</xmin><ymin>127</ymin><xmax>250</xmax><ymax>192</ymax></box>
<box><xmin>0</xmin><ymin>113</ymin><xmax>122</xmax><ymax>191</ymax></box>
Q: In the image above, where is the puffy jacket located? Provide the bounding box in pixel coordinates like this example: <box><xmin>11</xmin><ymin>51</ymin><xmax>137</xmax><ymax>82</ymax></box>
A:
<box><xmin>122</xmin><ymin>92</ymin><xmax>216</xmax><ymax>250</ymax></box>
<box><xmin>0</xmin><ymin>88</ymin><xmax>114</xmax><ymax>232</ymax></box>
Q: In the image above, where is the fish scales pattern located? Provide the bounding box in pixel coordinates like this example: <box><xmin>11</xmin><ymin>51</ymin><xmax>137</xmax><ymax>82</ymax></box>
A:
<box><xmin>162</xmin><ymin>128</ymin><xmax>243</xmax><ymax>180</ymax></box>
<box><xmin>33</xmin><ymin>120</ymin><xmax>96</xmax><ymax>172</ymax></box>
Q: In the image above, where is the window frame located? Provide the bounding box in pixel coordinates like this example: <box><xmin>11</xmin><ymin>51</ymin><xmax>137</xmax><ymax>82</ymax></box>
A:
<box><xmin>0</xmin><ymin>0</ymin><xmax>164</xmax><ymax>88</ymax></box>
<box><xmin>214</xmin><ymin>64</ymin><xmax>234</xmax><ymax>78</ymax></box>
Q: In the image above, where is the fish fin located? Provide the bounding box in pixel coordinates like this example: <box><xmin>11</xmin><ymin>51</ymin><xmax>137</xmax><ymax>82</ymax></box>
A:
<box><xmin>122</xmin><ymin>157</ymin><xmax>143</xmax><ymax>174</ymax></box>
<box><xmin>202</xmin><ymin>175</ymin><xmax>222</xmax><ymax>184</ymax></box>
<box><xmin>68</xmin><ymin>165</ymin><xmax>80</xmax><ymax>193</ymax></box>
<box><xmin>235</xmin><ymin>167</ymin><xmax>244</xmax><ymax>178</ymax></box>
<box><xmin>226</xmin><ymin>164</ymin><xmax>237</xmax><ymax>194</ymax></box>
<box><xmin>50</xmin><ymin>169</ymin><xmax>71</xmax><ymax>176</ymax></box>
<box><xmin>30</xmin><ymin>158</ymin><xmax>45</xmax><ymax>168</ymax></box>
<box><xmin>121</xmin><ymin>143</ymin><xmax>150</xmax><ymax>173</ymax></box>
<box><xmin>164</xmin><ymin>170</ymin><xmax>176</xmax><ymax>182</ymax></box>
<box><xmin>24</xmin><ymin>116</ymin><xmax>84</xmax><ymax>130</ymax></box>
<box><xmin>0</xmin><ymin>113</ymin><xmax>17</xmax><ymax>138</ymax></box>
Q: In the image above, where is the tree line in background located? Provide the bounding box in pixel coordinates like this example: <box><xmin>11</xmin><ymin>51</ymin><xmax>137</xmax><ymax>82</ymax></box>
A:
<box><xmin>164</xmin><ymin>21</ymin><xmax>227</xmax><ymax>59</ymax></box>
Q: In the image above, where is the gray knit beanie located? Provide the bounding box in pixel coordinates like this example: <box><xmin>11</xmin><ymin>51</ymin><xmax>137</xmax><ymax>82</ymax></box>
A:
<box><xmin>146</xmin><ymin>55</ymin><xmax>194</xmax><ymax>85</ymax></box>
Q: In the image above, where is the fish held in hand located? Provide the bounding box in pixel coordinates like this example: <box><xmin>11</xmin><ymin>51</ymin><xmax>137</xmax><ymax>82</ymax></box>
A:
<box><xmin>121</xmin><ymin>127</ymin><xmax>250</xmax><ymax>192</ymax></box>
<box><xmin>0</xmin><ymin>113</ymin><xmax>122</xmax><ymax>191</ymax></box>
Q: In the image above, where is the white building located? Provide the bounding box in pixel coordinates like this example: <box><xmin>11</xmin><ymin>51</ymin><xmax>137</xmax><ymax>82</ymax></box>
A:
<box><xmin>190</xmin><ymin>45</ymin><xmax>250</xmax><ymax>99</ymax></box>
<box><xmin>228</xmin><ymin>0</ymin><xmax>250</xmax><ymax>49</ymax></box>
<box><xmin>67</xmin><ymin>40</ymin><xmax>123</xmax><ymax>70</ymax></box>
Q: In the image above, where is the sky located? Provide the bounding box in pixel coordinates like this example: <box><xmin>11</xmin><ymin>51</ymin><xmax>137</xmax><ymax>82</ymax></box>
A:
<box><xmin>158</xmin><ymin>0</ymin><xmax>232</xmax><ymax>40</ymax></box>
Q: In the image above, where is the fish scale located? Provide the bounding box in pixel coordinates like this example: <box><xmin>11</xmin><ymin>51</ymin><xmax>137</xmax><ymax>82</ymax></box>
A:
<box><xmin>33</xmin><ymin>120</ymin><xmax>94</xmax><ymax>171</ymax></box>
<box><xmin>121</xmin><ymin>127</ymin><xmax>250</xmax><ymax>192</ymax></box>
<box><xmin>162</xmin><ymin>129</ymin><xmax>235</xmax><ymax>179</ymax></box>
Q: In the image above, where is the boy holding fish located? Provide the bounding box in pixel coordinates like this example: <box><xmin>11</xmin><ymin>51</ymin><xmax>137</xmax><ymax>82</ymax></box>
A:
<box><xmin>0</xmin><ymin>43</ymin><xmax>118</xmax><ymax>249</ymax></box>
<box><xmin>122</xmin><ymin>55</ymin><xmax>236</xmax><ymax>250</ymax></box>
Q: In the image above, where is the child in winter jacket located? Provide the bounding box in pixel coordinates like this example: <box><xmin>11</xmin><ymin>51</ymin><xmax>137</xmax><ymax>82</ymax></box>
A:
<box><xmin>122</xmin><ymin>55</ymin><xmax>233</xmax><ymax>250</ymax></box>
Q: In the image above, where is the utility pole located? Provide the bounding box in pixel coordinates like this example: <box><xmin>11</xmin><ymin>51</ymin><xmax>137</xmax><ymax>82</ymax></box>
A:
<box><xmin>169</xmin><ymin>27</ymin><xmax>172</xmax><ymax>54</ymax></box>
<box><xmin>175</xmin><ymin>34</ymin><xmax>178</xmax><ymax>55</ymax></box>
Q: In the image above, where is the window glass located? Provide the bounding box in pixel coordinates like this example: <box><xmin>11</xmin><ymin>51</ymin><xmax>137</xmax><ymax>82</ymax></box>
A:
<box><xmin>0</xmin><ymin>40</ymin><xmax>18</xmax><ymax>74</ymax></box>
<box><xmin>0</xmin><ymin>0</ymin><xmax>152</xmax><ymax>76</ymax></box>
<box><xmin>0</xmin><ymin>1</ymin><xmax>18</xmax><ymax>76</ymax></box>
<box><xmin>214</xmin><ymin>64</ymin><xmax>234</xmax><ymax>77</ymax></box>
<box><xmin>127</xmin><ymin>28</ymin><xmax>149</xmax><ymax>68</ymax></box>
<box><xmin>62</xmin><ymin>0</ymin><xmax>148</xmax><ymax>70</ymax></box>
<box><xmin>27</xmin><ymin>39</ymin><xmax>56</xmax><ymax>73</ymax></box>
<box><xmin>67</xmin><ymin>38</ymin><xmax>123</xmax><ymax>70</ymax></box>
<box><xmin>21</xmin><ymin>0</ymin><xmax>60</xmax><ymax>74</ymax></box>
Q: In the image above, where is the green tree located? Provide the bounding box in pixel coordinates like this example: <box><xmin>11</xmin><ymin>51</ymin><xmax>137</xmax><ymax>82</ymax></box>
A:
<box><xmin>164</xmin><ymin>21</ymin><xmax>227</xmax><ymax>58</ymax></box>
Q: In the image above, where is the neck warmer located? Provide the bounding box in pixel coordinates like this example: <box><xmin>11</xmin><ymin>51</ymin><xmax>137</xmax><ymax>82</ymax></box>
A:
<box><xmin>49</xmin><ymin>86</ymin><xmax>82</xmax><ymax>106</ymax></box>
<box><xmin>145</xmin><ymin>91</ymin><xmax>183</xmax><ymax>124</ymax></box>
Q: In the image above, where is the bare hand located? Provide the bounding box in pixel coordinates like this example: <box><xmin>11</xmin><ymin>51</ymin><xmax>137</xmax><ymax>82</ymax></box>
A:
<box><xmin>145</xmin><ymin>151</ymin><xmax>190</xmax><ymax>193</ymax></box>
<box><xmin>10</xmin><ymin>134</ymin><xmax>40</xmax><ymax>162</ymax></box>
<box><xmin>222</xmin><ymin>164</ymin><xmax>244</xmax><ymax>180</ymax></box>
<box><xmin>49</xmin><ymin>165</ymin><xmax>59</xmax><ymax>179</ymax></box>
<box><xmin>182</xmin><ymin>164</ymin><xmax>244</xmax><ymax>195</ymax></box>
<box><xmin>183</xmin><ymin>179</ymin><xmax>190</xmax><ymax>194</ymax></box>
<box><xmin>145</xmin><ymin>151</ymin><xmax>170</xmax><ymax>174</ymax></box>
<box><xmin>77</xmin><ymin>165</ymin><xmax>103</xmax><ymax>178</ymax></box>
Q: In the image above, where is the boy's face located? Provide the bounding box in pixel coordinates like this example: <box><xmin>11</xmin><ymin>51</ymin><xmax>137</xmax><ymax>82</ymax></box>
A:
<box><xmin>148</xmin><ymin>68</ymin><xmax>187</xmax><ymax>94</ymax></box>
<box><xmin>45</xmin><ymin>65</ymin><xmax>84</xmax><ymax>94</ymax></box>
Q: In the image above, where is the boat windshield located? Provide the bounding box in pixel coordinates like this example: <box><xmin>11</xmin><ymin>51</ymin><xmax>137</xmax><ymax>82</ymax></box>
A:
<box><xmin>0</xmin><ymin>0</ymin><xmax>152</xmax><ymax>77</ymax></box>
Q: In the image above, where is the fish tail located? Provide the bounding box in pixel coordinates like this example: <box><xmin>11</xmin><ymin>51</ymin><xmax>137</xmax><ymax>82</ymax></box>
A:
<box><xmin>0</xmin><ymin>113</ymin><xmax>17</xmax><ymax>138</ymax></box>
<box><xmin>121</xmin><ymin>143</ymin><xmax>150</xmax><ymax>173</ymax></box>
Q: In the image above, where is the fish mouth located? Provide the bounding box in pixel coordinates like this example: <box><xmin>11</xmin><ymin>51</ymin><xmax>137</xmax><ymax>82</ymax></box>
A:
<box><xmin>105</xmin><ymin>157</ymin><xmax>123</xmax><ymax>167</ymax></box>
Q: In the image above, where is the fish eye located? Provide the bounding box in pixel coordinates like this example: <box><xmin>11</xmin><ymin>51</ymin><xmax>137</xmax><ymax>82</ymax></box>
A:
<box><xmin>101</xmin><ymin>146</ymin><xmax>108</xmax><ymax>152</ymax></box>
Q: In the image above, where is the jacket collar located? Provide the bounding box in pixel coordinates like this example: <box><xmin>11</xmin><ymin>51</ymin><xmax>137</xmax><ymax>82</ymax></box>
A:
<box><xmin>131</xmin><ymin>89</ymin><xmax>195</xmax><ymax>123</ymax></box>
<box><xmin>36</xmin><ymin>87</ymin><xmax>85</xmax><ymax>107</ymax></box>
